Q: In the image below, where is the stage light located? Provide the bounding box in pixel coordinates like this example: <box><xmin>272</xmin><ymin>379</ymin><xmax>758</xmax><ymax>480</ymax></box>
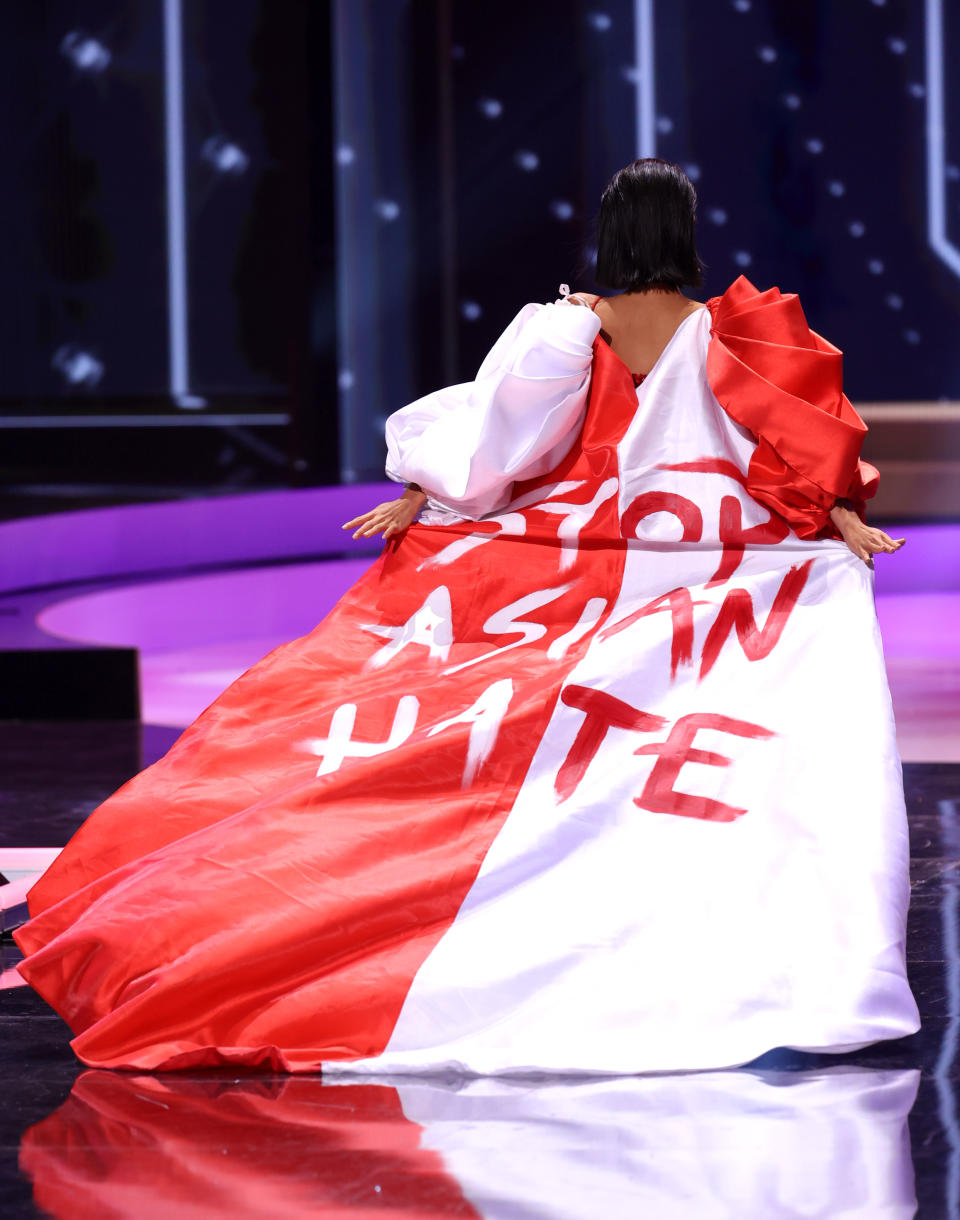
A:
<box><xmin>733</xmin><ymin>251</ymin><xmax>753</xmax><ymax>267</ymax></box>
<box><xmin>514</xmin><ymin>150</ymin><xmax>540</xmax><ymax>171</ymax></box>
<box><xmin>460</xmin><ymin>301</ymin><xmax>483</xmax><ymax>321</ymax></box>
<box><xmin>848</xmin><ymin>220</ymin><xmax>867</xmax><ymax>237</ymax></box>
<box><xmin>373</xmin><ymin>199</ymin><xmax>400</xmax><ymax>221</ymax></box>
<box><xmin>335</xmin><ymin>145</ymin><xmax>356</xmax><ymax>166</ymax></box>
<box><xmin>868</xmin><ymin>258</ymin><xmax>885</xmax><ymax>275</ymax></box>
<box><xmin>60</xmin><ymin>31</ymin><xmax>111</xmax><ymax>74</ymax></box>
<box><xmin>804</xmin><ymin>137</ymin><xmax>824</xmax><ymax>154</ymax></box>
<box><xmin>477</xmin><ymin>98</ymin><xmax>503</xmax><ymax>119</ymax></box>
<box><xmin>756</xmin><ymin>46</ymin><xmax>777</xmax><ymax>64</ymax></box>
<box><xmin>51</xmin><ymin>345</ymin><xmax>105</xmax><ymax>388</ymax></box>
<box><xmin>201</xmin><ymin>135</ymin><xmax>249</xmax><ymax>175</ymax></box>
<box><xmin>886</xmin><ymin>294</ymin><xmax>904</xmax><ymax>310</ymax></box>
<box><xmin>828</xmin><ymin>180</ymin><xmax>846</xmax><ymax>197</ymax></box>
<box><xmin>707</xmin><ymin>208</ymin><xmax>728</xmax><ymax>226</ymax></box>
<box><xmin>587</xmin><ymin>12</ymin><xmax>613</xmax><ymax>31</ymax></box>
<box><xmin>549</xmin><ymin>200</ymin><xmax>575</xmax><ymax>220</ymax></box>
<box><xmin>782</xmin><ymin>93</ymin><xmax>802</xmax><ymax>110</ymax></box>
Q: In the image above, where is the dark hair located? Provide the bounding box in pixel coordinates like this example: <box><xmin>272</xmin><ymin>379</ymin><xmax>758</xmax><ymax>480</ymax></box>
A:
<box><xmin>594</xmin><ymin>159</ymin><xmax>703</xmax><ymax>292</ymax></box>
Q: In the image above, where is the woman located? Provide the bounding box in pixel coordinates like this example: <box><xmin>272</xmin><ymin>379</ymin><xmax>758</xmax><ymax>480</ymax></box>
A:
<box><xmin>15</xmin><ymin>159</ymin><xmax>919</xmax><ymax>1074</ymax></box>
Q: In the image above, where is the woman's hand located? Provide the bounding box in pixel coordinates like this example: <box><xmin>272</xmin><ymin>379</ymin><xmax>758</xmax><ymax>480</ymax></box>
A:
<box><xmin>342</xmin><ymin>486</ymin><xmax>428</xmax><ymax>540</ymax></box>
<box><xmin>829</xmin><ymin>503</ymin><xmax>905</xmax><ymax>564</ymax></box>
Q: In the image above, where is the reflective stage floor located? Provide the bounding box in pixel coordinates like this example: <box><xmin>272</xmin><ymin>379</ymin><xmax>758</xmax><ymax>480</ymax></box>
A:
<box><xmin>1</xmin><ymin>727</ymin><xmax>959</xmax><ymax>1218</ymax></box>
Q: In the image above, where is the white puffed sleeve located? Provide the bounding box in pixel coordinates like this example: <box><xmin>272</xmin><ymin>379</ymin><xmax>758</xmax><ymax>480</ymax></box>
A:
<box><xmin>384</xmin><ymin>298</ymin><xmax>602</xmax><ymax>520</ymax></box>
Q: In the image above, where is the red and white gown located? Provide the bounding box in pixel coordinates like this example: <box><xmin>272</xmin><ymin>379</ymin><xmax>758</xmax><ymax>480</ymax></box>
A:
<box><xmin>14</xmin><ymin>276</ymin><xmax>920</xmax><ymax>1073</ymax></box>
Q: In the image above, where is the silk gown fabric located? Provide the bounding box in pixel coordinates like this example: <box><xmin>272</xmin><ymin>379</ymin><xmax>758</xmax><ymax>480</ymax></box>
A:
<box><xmin>14</xmin><ymin>276</ymin><xmax>920</xmax><ymax>1073</ymax></box>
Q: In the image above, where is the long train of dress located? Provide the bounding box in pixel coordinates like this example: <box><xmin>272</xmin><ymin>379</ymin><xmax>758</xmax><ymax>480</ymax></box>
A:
<box><xmin>14</xmin><ymin>277</ymin><xmax>920</xmax><ymax>1073</ymax></box>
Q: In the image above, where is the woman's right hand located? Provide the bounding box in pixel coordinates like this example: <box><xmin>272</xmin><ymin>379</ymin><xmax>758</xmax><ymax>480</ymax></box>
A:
<box><xmin>829</xmin><ymin>504</ymin><xmax>905</xmax><ymax>564</ymax></box>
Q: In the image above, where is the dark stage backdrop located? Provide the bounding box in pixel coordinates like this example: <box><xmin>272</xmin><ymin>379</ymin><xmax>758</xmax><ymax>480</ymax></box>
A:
<box><xmin>0</xmin><ymin>0</ymin><xmax>336</xmax><ymax>505</ymax></box>
<box><xmin>335</xmin><ymin>0</ymin><xmax>960</xmax><ymax>484</ymax></box>
<box><xmin>1</xmin><ymin>0</ymin><xmax>958</xmax><ymax>499</ymax></box>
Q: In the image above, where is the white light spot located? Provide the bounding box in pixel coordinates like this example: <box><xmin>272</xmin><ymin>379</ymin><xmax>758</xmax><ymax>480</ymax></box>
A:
<box><xmin>461</xmin><ymin>300</ymin><xmax>483</xmax><ymax>321</ymax></box>
<box><xmin>514</xmin><ymin>149</ymin><xmax>540</xmax><ymax>171</ymax></box>
<box><xmin>733</xmin><ymin>0</ymin><xmax>751</xmax><ymax>10</ymax></box>
<box><xmin>550</xmin><ymin>199</ymin><xmax>575</xmax><ymax>220</ymax></box>
<box><xmin>656</xmin><ymin>115</ymin><xmax>674</xmax><ymax>134</ymax></box>
<box><xmin>201</xmin><ymin>136</ymin><xmax>249</xmax><ymax>175</ymax></box>
<box><xmin>947</xmin><ymin>165</ymin><xmax>960</xmax><ymax>182</ymax></box>
<box><xmin>804</xmin><ymin>137</ymin><xmax>824</xmax><ymax>154</ymax></box>
<box><xmin>52</xmin><ymin>344</ymin><xmax>104</xmax><ymax>388</ymax></box>
<box><xmin>477</xmin><ymin>97</ymin><xmax>502</xmax><ymax>118</ymax></box>
<box><xmin>848</xmin><ymin>220</ymin><xmax>866</xmax><ymax>237</ymax></box>
<box><xmin>620</xmin><ymin>64</ymin><xmax>641</xmax><ymax>85</ymax></box>
<box><xmin>587</xmin><ymin>11</ymin><xmax>612</xmax><ymax>30</ymax></box>
<box><xmin>908</xmin><ymin>82</ymin><xmax>926</xmax><ymax>98</ymax></box>
<box><xmin>782</xmin><ymin>93</ymin><xmax>802</xmax><ymax>110</ymax></box>
<box><xmin>867</xmin><ymin>258</ymin><xmax>885</xmax><ymax>275</ymax></box>
<box><xmin>373</xmin><ymin>198</ymin><xmax>401</xmax><ymax>221</ymax></box>
<box><xmin>757</xmin><ymin>45</ymin><xmax>777</xmax><ymax>64</ymax></box>
<box><xmin>707</xmin><ymin>207</ymin><xmax>728</xmax><ymax>226</ymax></box>
<box><xmin>887</xmin><ymin>36</ymin><xmax>907</xmax><ymax>55</ymax></box>
<box><xmin>827</xmin><ymin>180</ymin><xmax>846</xmax><ymax>197</ymax></box>
<box><xmin>733</xmin><ymin>250</ymin><xmax>753</xmax><ymax>267</ymax></box>
<box><xmin>683</xmin><ymin>162</ymin><xmax>701</xmax><ymax>181</ymax></box>
<box><xmin>60</xmin><ymin>31</ymin><xmax>111</xmax><ymax>73</ymax></box>
<box><xmin>885</xmin><ymin>293</ymin><xmax>904</xmax><ymax>310</ymax></box>
<box><xmin>335</xmin><ymin>145</ymin><xmax>355</xmax><ymax>166</ymax></box>
<box><xmin>338</xmin><ymin>370</ymin><xmax>355</xmax><ymax>390</ymax></box>
<box><xmin>903</xmin><ymin>329</ymin><xmax>921</xmax><ymax>344</ymax></box>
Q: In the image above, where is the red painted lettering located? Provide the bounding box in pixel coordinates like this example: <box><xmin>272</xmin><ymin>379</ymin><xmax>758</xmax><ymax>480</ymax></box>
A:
<box><xmin>634</xmin><ymin>712</ymin><xmax>776</xmax><ymax>822</ymax></box>
<box><xmin>709</xmin><ymin>495</ymin><xmax>790</xmax><ymax>587</ymax></box>
<box><xmin>621</xmin><ymin>491</ymin><xmax>703</xmax><ymax>543</ymax></box>
<box><xmin>699</xmin><ymin>560</ymin><xmax>814</xmax><ymax>679</ymax></box>
<box><xmin>600</xmin><ymin>587</ymin><xmax>703</xmax><ymax>678</ymax></box>
<box><xmin>556</xmin><ymin>685</ymin><xmax>667</xmax><ymax>802</ymax></box>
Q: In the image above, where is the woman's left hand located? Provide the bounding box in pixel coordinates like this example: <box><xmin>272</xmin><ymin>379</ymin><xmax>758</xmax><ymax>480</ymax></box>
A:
<box><xmin>342</xmin><ymin>489</ymin><xmax>426</xmax><ymax>540</ymax></box>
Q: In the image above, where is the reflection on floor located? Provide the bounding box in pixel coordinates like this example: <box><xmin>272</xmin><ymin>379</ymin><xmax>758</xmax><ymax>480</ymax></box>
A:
<box><xmin>1</xmin><ymin>724</ymin><xmax>958</xmax><ymax>1218</ymax></box>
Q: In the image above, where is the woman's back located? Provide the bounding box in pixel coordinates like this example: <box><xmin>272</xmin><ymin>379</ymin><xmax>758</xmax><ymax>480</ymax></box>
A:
<box><xmin>588</xmin><ymin>291</ymin><xmax>706</xmax><ymax>379</ymax></box>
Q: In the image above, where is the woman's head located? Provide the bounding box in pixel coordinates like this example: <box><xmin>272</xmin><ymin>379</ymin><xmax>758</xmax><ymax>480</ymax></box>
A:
<box><xmin>594</xmin><ymin>158</ymin><xmax>703</xmax><ymax>293</ymax></box>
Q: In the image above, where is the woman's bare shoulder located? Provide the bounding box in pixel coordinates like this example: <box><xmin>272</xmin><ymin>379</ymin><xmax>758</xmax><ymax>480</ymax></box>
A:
<box><xmin>565</xmin><ymin>290</ymin><xmax>601</xmax><ymax>309</ymax></box>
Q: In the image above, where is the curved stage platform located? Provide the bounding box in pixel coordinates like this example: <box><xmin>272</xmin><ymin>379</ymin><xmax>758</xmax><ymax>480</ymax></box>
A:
<box><xmin>2</xmin><ymin>486</ymin><xmax>957</xmax><ymax>762</ymax></box>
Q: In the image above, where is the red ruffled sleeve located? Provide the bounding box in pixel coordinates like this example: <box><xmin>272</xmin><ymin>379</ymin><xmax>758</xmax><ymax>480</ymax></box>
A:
<box><xmin>706</xmin><ymin>275</ymin><xmax>878</xmax><ymax>539</ymax></box>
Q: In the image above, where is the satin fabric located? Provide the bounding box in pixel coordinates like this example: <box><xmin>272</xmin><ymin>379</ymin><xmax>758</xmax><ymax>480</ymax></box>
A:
<box><xmin>706</xmin><ymin>276</ymin><xmax>879</xmax><ymax>538</ymax></box>
<box><xmin>385</xmin><ymin>300</ymin><xmax>601</xmax><ymax>519</ymax></box>
<box><xmin>14</xmin><ymin>277</ymin><xmax>918</xmax><ymax>1073</ymax></box>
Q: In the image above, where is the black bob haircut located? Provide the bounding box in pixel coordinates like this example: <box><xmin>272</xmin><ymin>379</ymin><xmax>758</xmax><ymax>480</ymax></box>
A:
<box><xmin>594</xmin><ymin>158</ymin><xmax>704</xmax><ymax>292</ymax></box>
